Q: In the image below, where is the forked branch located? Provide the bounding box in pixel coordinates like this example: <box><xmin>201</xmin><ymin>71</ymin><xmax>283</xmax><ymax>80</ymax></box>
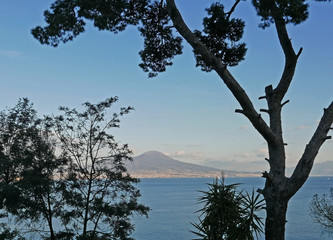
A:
<box><xmin>272</xmin><ymin>11</ymin><xmax>300</xmax><ymax>102</ymax></box>
<box><xmin>166</xmin><ymin>0</ymin><xmax>277</xmax><ymax>145</ymax></box>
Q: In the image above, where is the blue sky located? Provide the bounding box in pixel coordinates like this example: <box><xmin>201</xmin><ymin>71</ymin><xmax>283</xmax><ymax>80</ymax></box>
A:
<box><xmin>0</xmin><ymin>1</ymin><xmax>332</xmax><ymax>172</ymax></box>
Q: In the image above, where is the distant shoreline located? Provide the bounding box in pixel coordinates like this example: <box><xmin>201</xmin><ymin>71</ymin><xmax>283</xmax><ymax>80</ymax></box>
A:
<box><xmin>131</xmin><ymin>173</ymin><xmax>333</xmax><ymax>179</ymax></box>
<box><xmin>133</xmin><ymin>175</ymin><xmax>333</xmax><ymax>179</ymax></box>
<box><xmin>130</xmin><ymin>172</ymin><xmax>262</xmax><ymax>179</ymax></box>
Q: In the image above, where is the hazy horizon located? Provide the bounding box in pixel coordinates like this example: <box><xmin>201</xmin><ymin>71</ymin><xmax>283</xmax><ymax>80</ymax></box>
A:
<box><xmin>0</xmin><ymin>1</ymin><xmax>332</xmax><ymax>171</ymax></box>
<box><xmin>134</xmin><ymin>150</ymin><xmax>333</xmax><ymax>176</ymax></box>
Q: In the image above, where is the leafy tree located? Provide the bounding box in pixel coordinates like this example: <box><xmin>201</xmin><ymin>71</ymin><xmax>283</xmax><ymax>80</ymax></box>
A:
<box><xmin>192</xmin><ymin>177</ymin><xmax>264</xmax><ymax>240</ymax></box>
<box><xmin>32</xmin><ymin>0</ymin><xmax>333</xmax><ymax>239</ymax></box>
<box><xmin>52</xmin><ymin>97</ymin><xmax>149</xmax><ymax>240</ymax></box>
<box><xmin>0</xmin><ymin>98</ymin><xmax>65</xmax><ymax>240</ymax></box>
<box><xmin>0</xmin><ymin>98</ymin><xmax>149</xmax><ymax>240</ymax></box>
<box><xmin>310</xmin><ymin>188</ymin><xmax>333</xmax><ymax>235</ymax></box>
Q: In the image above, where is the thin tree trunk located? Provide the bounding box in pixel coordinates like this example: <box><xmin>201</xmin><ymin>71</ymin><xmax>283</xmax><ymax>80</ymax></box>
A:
<box><xmin>40</xmin><ymin>192</ymin><xmax>56</xmax><ymax>240</ymax></box>
<box><xmin>83</xmin><ymin>127</ymin><xmax>95</xmax><ymax>237</ymax></box>
<box><xmin>47</xmin><ymin>199</ymin><xmax>56</xmax><ymax>240</ymax></box>
<box><xmin>48</xmin><ymin>218</ymin><xmax>56</xmax><ymax>240</ymax></box>
<box><xmin>83</xmin><ymin>174</ymin><xmax>93</xmax><ymax>237</ymax></box>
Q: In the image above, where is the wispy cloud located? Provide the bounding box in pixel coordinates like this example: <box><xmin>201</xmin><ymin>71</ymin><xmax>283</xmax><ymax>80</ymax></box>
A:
<box><xmin>256</xmin><ymin>148</ymin><xmax>268</xmax><ymax>158</ymax></box>
<box><xmin>187</xmin><ymin>144</ymin><xmax>203</xmax><ymax>147</ymax></box>
<box><xmin>286</xmin><ymin>125</ymin><xmax>312</xmax><ymax>132</ymax></box>
<box><xmin>232</xmin><ymin>148</ymin><xmax>268</xmax><ymax>159</ymax></box>
<box><xmin>202</xmin><ymin>158</ymin><xmax>268</xmax><ymax>172</ymax></box>
<box><xmin>296</xmin><ymin>125</ymin><xmax>310</xmax><ymax>130</ymax></box>
<box><xmin>233</xmin><ymin>152</ymin><xmax>251</xmax><ymax>158</ymax></box>
<box><xmin>239</xmin><ymin>125</ymin><xmax>248</xmax><ymax>130</ymax></box>
<box><xmin>0</xmin><ymin>50</ymin><xmax>25</xmax><ymax>59</ymax></box>
<box><xmin>162</xmin><ymin>143</ymin><xmax>181</xmax><ymax>147</ymax></box>
<box><xmin>166</xmin><ymin>150</ymin><xmax>204</xmax><ymax>160</ymax></box>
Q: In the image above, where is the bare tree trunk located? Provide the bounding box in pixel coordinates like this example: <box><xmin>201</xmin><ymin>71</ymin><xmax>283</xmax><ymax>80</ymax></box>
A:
<box><xmin>165</xmin><ymin>1</ymin><xmax>333</xmax><ymax>239</ymax></box>
<box><xmin>47</xmin><ymin>194</ymin><xmax>56</xmax><ymax>240</ymax></box>
<box><xmin>260</xmin><ymin>140</ymin><xmax>289</xmax><ymax>240</ymax></box>
<box><xmin>264</xmin><ymin>190</ymin><xmax>289</xmax><ymax>240</ymax></box>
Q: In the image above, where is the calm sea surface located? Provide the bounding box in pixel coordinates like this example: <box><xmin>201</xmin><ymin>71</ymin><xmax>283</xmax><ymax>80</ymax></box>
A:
<box><xmin>131</xmin><ymin>177</ymin><xmax>333</xmax><ymax>240</ymax></box>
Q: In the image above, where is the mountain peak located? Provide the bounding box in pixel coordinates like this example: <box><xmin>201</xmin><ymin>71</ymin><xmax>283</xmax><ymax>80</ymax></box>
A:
<box><xmin>138</xmin><ymin>151</ymin><xmax>168</xmax><ymax>158</ymax></box>
<box><xmin>128</xmin><ymin>151</ymin><xmax>260</xmax><ymax>178</ymax></box>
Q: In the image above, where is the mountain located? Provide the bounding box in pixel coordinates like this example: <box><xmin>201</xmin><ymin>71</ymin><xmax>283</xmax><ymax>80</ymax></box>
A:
<box><xmin>126</xmin><ymin>151</ymin><xmax>260</xmax><ymax>178</ymax></box>
<box><xmin>285</xmin><ymin>161</ymin><xmax>333</xmax><ymax>177</ymax></box>
<box><xmin>310</xmin><ymin>161</ymin><xmax>333</xmax><ymax>176</ymax></box>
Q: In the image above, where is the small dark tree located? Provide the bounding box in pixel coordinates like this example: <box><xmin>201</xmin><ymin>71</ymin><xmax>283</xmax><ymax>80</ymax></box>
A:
<box><xmin>192</xmin><ymin>177</ymin><xmax>264</xmax><ymax>240</ymax></box>
<box><xmin>0</xmin><ymin>98</ymin><xmax>66</xmax><ymax>240</ymax></box>
<box><xmin>310</xmin><ymin>188</ymin><xmax>333</xmax><ymax>235</ymax></box>
<box><xmin>32</xmin><ymin>1</ymin><xmax>333</xmax><ymax>239</ymax></box>
<box><xmin>0</xmin><ymin>98</ymin><xmax>149</xmax><ymax>240</ymax></box>
<box><xmin>52</xmin><ymin>97</ymin><xmax>149</xmax><ymax>240</ymax></box>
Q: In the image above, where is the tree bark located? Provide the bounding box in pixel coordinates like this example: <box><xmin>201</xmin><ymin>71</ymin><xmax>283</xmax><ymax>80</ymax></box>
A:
<box><xmin>264</xmin><ymin>188</ymin><xmax>289</xmax><ymax>240</ymax></box>
<box><xmin>166</xmin><ymin>1</ymin><xmax>333</xmax><ymax>240</ymax></box>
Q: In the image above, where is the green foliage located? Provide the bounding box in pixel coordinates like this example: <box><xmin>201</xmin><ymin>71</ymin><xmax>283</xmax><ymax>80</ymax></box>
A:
<box><xmin>310</xmin><ymin>188</ymin><xmax>333</xmax><ymax>234</ymax></box>
<box><xmin>191</xmin><ymin>177</ymin><xmax>264</xmax><ymax>240</ymax></box>
<box><xmin>0</xmin><ymin>98</ymin><xmax>149</xmax><ymax>240</ymax></box>
<box><xmin>251</xmin><ymin>0</ymin><xmax>309</xmax><ymax>28</ymax></box>
<box><xmin>194</xmin><ymin>2</ymin><xmax>247</xmax><ymax>71</ymax></box>
<box><xmin>31</xmin><ymin>0</ymin><xmax>86</xmax><ymax>47</ymax></box>
<box><xmin>0</xmin><ymin>98</ymin><xmax>65</xmax><ymax>239</ymax></box>
<box><xmin>31</xmin><ymin>0</ymin><xmax>148</xmax><ymax>47</ymax></box>
<box><xmin>37</xmin><ymin>0</ymin><xmax>325</xmax><ymax>75</ymax></box>
<box><xmin>32</xmin><ymin>1</ymin><xmax>248</xmax><ymax>77</ymax></box>
<box><xmin>31</xmin><ymin>1</ymin><xmax>331</xmax><ymax>77</ymax></box>
<box><xmin>139</xmin><ymin>1</ymin><xmax>182</xmax><ymax>77</ymax></box>
<box><xmin>32</xmin><ymin>0</ymin><xmax>181</xmax><ymax>78</ymax></box>
<box><xmin>76</xmin><ymin>0</ymin><xmax>148</xmax><ymax>32</ymax></box>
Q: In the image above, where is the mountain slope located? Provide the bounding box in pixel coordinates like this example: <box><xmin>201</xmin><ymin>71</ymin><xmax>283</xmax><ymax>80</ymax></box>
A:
<box><xmin>126</xmin><ymin>151</ymin><xmax>260</xmax><ymax>178</ymax></box>
<box><xmin>284</xmin><ymin>161</ymin><xmax>333</xmax><ymax>176</ymax></box>
<box><xmin>310</xmin><ymin>161</ymin><xmax>333</xmax><ymax>176</ymax></box>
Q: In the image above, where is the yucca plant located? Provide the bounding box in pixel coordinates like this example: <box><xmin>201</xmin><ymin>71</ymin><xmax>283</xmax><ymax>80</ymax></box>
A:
<box><xmin>192</xmin><ymin>177</ymin><xmax>265</xmax><ymax>240</ymax></box>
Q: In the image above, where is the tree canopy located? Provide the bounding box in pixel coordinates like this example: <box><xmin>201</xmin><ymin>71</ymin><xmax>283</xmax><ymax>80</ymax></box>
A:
<box><xmin>32</xmin><ymin>1</ymin><xmax>333</xmax><ymax>239</ymax></box>
<box><xmin>32</xmin><ymin>0</ymin><xmax>329</xmax><ymax>77</ymax></box>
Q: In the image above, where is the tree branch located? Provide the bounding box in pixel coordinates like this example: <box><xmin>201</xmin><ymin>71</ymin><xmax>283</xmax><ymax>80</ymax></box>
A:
<box><xmin>271</xmin><ymin>11</ymin><xmax>298</xmax><ymax>102</ymax></box>
<box><xmin>226</xmin><ymin>0</ymin><xmax>241</xmax><ymax>20</ymax></box>
<box><xmin>166</xmin><ymin>0</ymin><xmax>277</xmax><ymax>145</ymax></box>
<box><xmin>262</xmin><ymin>171</ymin><xmax>274</xmax><ymax>182</ymax></box>
<box><xmin>288</xmin><ymin>101</ymin><xmax>333</xmax><ymax>198</ymax></box>
<box><xmin>260</xmin><ymin>109</ymin><xmax>270</xmax><ymax>114</ymax></box>
<box><xmin>281</xmin><ymin>100</ymin><xmax>290</xmax><ymax>107</ymax></box>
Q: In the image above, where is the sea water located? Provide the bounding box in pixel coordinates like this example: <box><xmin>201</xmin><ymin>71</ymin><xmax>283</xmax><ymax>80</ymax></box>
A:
<box><xmin>131</xmin><ymin>177</ymin><xmax>333</xmax><ymax>240</ymax></box>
